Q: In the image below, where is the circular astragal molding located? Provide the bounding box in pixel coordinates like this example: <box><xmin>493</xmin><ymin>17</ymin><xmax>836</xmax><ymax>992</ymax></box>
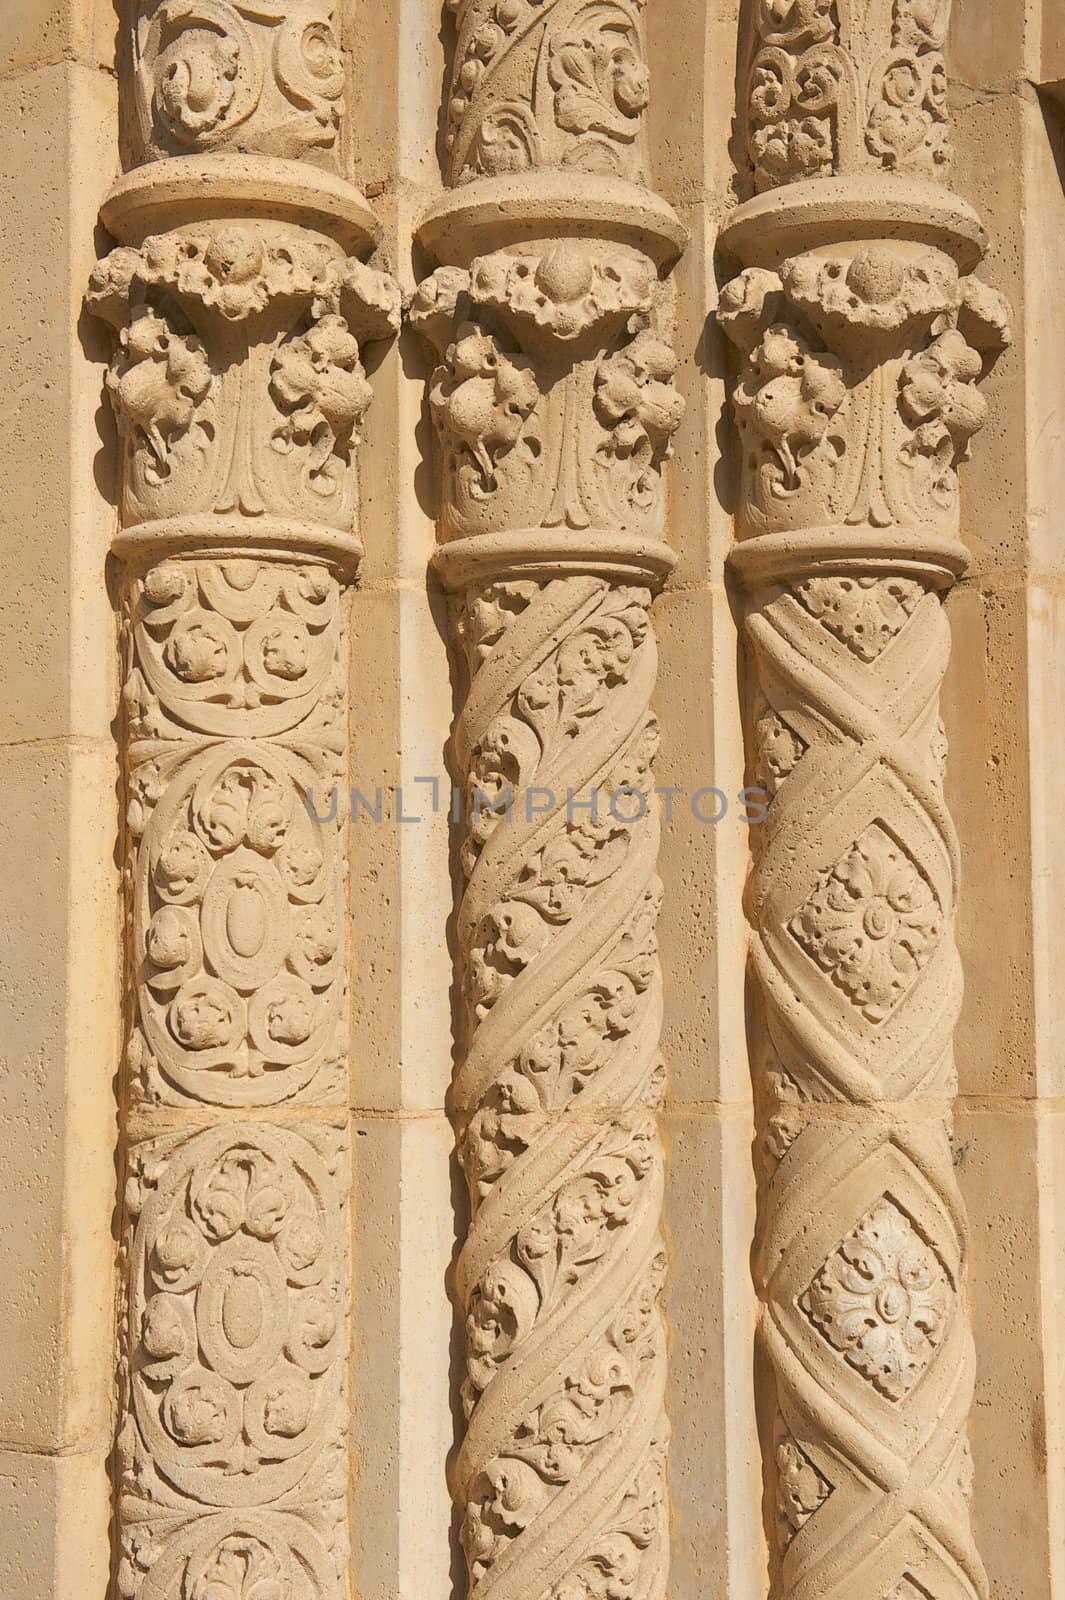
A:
<box><xmin>416</xmin><ymin>171</ymin><xmax>688</xmax><ymax>271</ymax></box>
<box><xmin>432</xmin><ymin>528</ymin><xmax>677</xmax><ymax>591</ymax></box>
<box><xmin>113</xmin><ymin>515</ymin><xmax>363</xmax><ymax>581</ymax></box>
<box><xmin>728</xmin><ymin>526</ymin><xmax>972</xmax><ymax>593</ymax></box>
<box><xmin>719</xmin><ymin>176</ymin><xmax>988</xmax><ymax>273</ymax></box>
<box><xmin>101</xmin><ymin>154</ymin><xmax>381</xmax><ymax>254</ymax></box>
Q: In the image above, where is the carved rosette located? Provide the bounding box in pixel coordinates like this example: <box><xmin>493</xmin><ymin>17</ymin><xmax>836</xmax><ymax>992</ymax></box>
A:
<box><xmin>415</xmin><ymin>25</ymin><xmax>685</xmax><ymax>1586</ymax></box>
<box><xmin>91</xmin><ymin>33</ymin><xmax>398</xmax><ymax>1600</ymax></box>
<box><xmin>722</xmin><ymin>7</ymin><xmax>1009</xmax><ymax>1597</ymax></box>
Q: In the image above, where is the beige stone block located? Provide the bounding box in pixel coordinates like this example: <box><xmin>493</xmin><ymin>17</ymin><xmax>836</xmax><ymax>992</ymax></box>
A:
<box><xmin>947</xmin><ymin>581</ymin><xmax>1037</xmax><ymax>1098</ymax></box>
<box><xmin>0</xmin><ymin>1448</ymin><xmax>110</xmax><ymax>1600</ymax></box>
<box><xmin>350</xmin><ymin>1112</ymin><xmax>455</xmax><ymax>1600</ymax></box>
<box><xmin>0</xmin><ymin>61</ymin><xmax>116</xmax><ymax>744</ymax></box>
<box><xmin>349</xmin><ymin>583</ymin><xmax>454</xmax><ymax>1114</ymax></box>
<box><xmin>0</xmin><ymin>0</ymin><xmax>115</xmax><ymax>77</ymax></box>
<box><xmin>955</xmin><ymin>1104</ymin><xmax>1055</xmax><ymax>1600</ymax></box>
<box><xmin>665</xmin><ymin>1107</ymin><xmax>763</xmax><ymax>1600</ymax></box>
<box><xmin>655</xmin><ymin>586</ymin><xmax>749</xmax><ymax>1108</ymax></box>
<box><xmin>0</xmin><ymin>740</ymin><xmax>117</xmax><ymax>1451</ymax></box>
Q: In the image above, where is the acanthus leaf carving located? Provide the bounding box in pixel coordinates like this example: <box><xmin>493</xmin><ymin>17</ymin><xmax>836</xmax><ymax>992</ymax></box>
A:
<box><xmin>89</xmin><ymin>234</ymin><xmax>399</xmax><ymax>529</ymax></box>
<box><xmin>413</xmin><ymin>242</ymin><xmax>682</xmax><ymax>539</ymax></box>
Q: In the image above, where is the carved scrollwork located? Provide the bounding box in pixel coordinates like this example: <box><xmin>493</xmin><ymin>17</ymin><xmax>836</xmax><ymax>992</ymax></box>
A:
<box><xmin>133</xmin><ymin>0</ymin><xmax>347</xmax><ymax>167</ymax></box>
<box><xmin>743</xmin><ymin>0</ymin><xmax>955</xmax><ymax>191</ymax></box>
<box><xmin>726</xmin><ymin>2</ymin><xmax>1010</xmax><ymax>1589</ymax></box>
<box><xmin>93</xmin><ymin>6</ymin><xmax>394</xmax><ymax>1584</ymax></box>
<box><xmin>447</xmin><ymin>575</ymin><xmax>670</xmax><ymax>1600</ymax></box>
<box><xmin>444</xmin><ymin>0</ymin><xmax>651</xmax><ymax>184</ymax></box>
<box><xmin>116</xmin><ymin>1125</ymin><xmax>351</xmax><ymax>1599</ymax></box>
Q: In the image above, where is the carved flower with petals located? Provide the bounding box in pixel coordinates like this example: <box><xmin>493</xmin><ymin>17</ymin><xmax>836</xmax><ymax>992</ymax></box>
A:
<box><xmin>430</xmin><ymin>326</ymin><xmax>539</xmax><ymax>490</ymax></box>
<box><xmin>801</xmin><ymin>1197</ymin><xmax>950</xmax><ymax>1399</ymax></box>
<box><xmin>734</xmin><ymin>324</ymin><xmax>845</xmax><ymax>492</ymax></box>
<box><xmin>790</xmin><ymin>822</ymin><xmax>942</xmax><ymax>1022</ymax></box>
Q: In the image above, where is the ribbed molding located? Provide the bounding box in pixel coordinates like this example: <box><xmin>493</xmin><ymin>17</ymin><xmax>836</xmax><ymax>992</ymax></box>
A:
<box><xmin>720</xmin><ymin>4</ymin><xmax>1010</xmax><ymax>1598</ymax></box>
<box><xmin>412</xmin><ymin>3</ymin><xmax>686</xmax><ymax>1596</ymax></box>
<box><xmin>87</xmin><ymin>7</ymin><xmax>399</xmax><ymax>1596</ymax></box>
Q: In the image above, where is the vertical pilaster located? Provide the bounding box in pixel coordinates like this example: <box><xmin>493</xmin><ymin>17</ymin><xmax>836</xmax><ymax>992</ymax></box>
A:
<box><xmin>720</xmin><ymin>3</ymin><xmax>1009</xmax><ymax>1597</ymax></box>
<box><xmin>89</xmin><ymin>7</ymin><xmax>398</xmax><ymax>1596</ymax></box>
<box><xmin>412</xmin><ymin>7</ymin><xmax>686</xmax><ymax>1597</ymax></box>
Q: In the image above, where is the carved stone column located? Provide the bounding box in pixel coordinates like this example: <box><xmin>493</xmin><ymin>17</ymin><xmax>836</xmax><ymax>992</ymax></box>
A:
<box><xmin>87</xmin><ymin>8</ymin><xmax>399</xmax><ymax>1596</ymax></box>
<box><xmin>412</xmin><ymin>6</ymin><xmax>686</xmax><ymax>1597</ymax></box>
<box><xmin>719</xmin><ymin>4</ymin><xmax>1010</xmax><ymax>1598</ymax></box>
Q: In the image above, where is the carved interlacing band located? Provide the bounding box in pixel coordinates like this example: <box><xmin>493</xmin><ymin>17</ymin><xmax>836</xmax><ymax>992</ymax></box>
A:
<box><xmin>722</xmin><ymin>3</ymin><xmax>1010</xmax><ymax>1597</ymax></box>
<box><xmin>90</xmin><ymin>7</ymin><xmax>399</xmax><ymax>1595</ymax></box>
<box><xmin>415</xmin><ymin>4</ymin><xmax>685</xmax><ymax>1586</ymax></box>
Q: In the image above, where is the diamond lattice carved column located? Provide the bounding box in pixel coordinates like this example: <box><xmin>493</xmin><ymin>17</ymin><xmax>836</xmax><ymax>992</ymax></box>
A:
<box><xmin>87</xmin><ymin>8</ymin><xmax>399</xmax><ymax>1597</ymax></box>
<box><xmin>411</xmin><ymin>6</ymin><xmax>686</xmax><ymax>1598</ymax></box>
<box><xmin>719</xmin><ymin>4</ymin><xmax>1010</xmax><ymax>1598</ymax></box>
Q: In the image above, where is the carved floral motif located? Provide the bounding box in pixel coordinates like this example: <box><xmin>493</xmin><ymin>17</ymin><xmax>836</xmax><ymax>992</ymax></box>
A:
<box><xmin>444</xmin><ymin>0</ymin><xmax>651</xmax><ymax>183</ymax></box>
<box><xmin>413</xmin><ymin>242</ymin><xmax>681</xmax><ymax>538</ymax></box>
<box><xmin>726</xmin><ymin>5</ymin><xmax>1007</xmax><ymax>1581</ymax></box>
<box><xmin>790</xmin><ymin>822</ymin><xmax>943</xmax><ymax>1023</ymax></box>
<box><xmin>89</xmin><ymin>235</ymin><xmax>400</xmax><ymax>528</ymax></box>
<box><xmin>441</xmin><ymin>571</ymin><xmax>671</xmax><ymax>1600</ymax></box>
<box><xmin>775</xmin><ymin>1421</ymin><xmax>832</xmax><ymax>1549</ymax></box>
<box><xmin>744</xmin><ymin>0</ymin><xmax>953</xmax><ymax>192</ymax></box>
<box><xmin>132</xmin><ymin>0</ymin><xmax>347</xmax><ymax>166</ymax></box>
<box><xmin>801</xmin><ymin>1197</ymin><xmax>951</xmax><ymax>1399</ymax></box>
<box><xmin>792</xmin><ymin>575</ymin><xmax>924</xmax><ymax>661</ymax></box>
<box><xmin>719</xmin><ymin>247</ymin><xmax>1010</xmax><ymax>536</ymax></box>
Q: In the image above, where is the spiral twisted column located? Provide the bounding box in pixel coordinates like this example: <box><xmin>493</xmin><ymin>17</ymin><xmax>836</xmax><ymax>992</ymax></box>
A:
<box><xmin>87</xmin><ymin>8</ymin><xmax>399</xmax><ymax>1596</ymax></box>
<box><xmin>414</xmin><ymin>7</ymin><xmax>686</xmax><ymax>1592</ymax></box>
<box><xmin>720</xmin><ymin>4</ymin><xmax>1011</xmax><ymax>1596</ymax></box>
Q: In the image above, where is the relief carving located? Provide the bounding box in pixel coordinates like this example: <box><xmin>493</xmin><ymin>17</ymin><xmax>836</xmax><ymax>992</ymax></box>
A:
<box><xmin>723</xmin><ymin>4</ymin><xmax>1008</xmax><ymax>1594</ymax></box>
<box><xmin>443</xmin><ymin>0</ymin><xmax>651</xmax><ymax>184</ymax></box>
<box><xmin>131</xmin><ymin>0</ymin><xmax>347</xmax><ymax>168</ymax></box>
<box><xmin>412</xmin><ymin>239</ymin><xmax>680</xmax><ymax>541</ymax></box>
<box><xmin>744</xmin><ymin>0</ymin><xmax>953</xmax><ymax>193</ymax></box>
<box><xmin>415</xmin><ymin>14</ymin><xmax>685</xmax><ymax>1591</ymax></box>
<box><xmin>92</xmin><ymin>29</ymin><xmax>394</xmax><ymax>1595</ymax></box>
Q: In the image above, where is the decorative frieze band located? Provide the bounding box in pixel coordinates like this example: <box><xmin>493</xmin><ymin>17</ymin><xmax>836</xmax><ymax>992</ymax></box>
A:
<box><xmin>414</xmin><ymin>8</ymin><xmax>686</xmax><ymax>1592</ymax></box>
<box><xmin>721</xmin><ymin>4</ymin><xmax>1010</xmax><ymax>1597</ymax></box>
<box><xmin>89</xmin><ymin>11</ymin><xmax>398</xmax><ymax>1595</ymax></box>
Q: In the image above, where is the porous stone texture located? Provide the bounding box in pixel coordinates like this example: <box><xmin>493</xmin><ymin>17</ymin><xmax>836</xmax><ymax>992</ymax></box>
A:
<box><xmin>0</xmin><ymin>3</ymin><xmax>1061</xmax><ymax>1600</ymax></box>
